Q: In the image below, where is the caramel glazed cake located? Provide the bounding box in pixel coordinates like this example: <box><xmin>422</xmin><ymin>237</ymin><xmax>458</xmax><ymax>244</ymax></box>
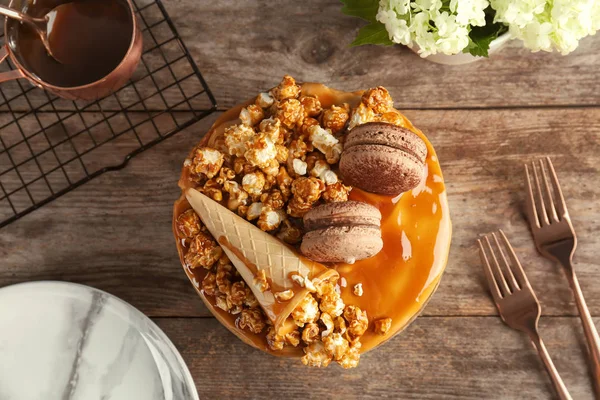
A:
<box><xmin>173</xmin><ymin>75</ymin><xmax>451</xmax><ymax>369</ymax></box>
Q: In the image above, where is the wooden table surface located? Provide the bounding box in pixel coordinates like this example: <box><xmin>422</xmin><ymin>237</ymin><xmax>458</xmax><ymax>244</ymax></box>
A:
<box><xmin>1</xmin><ymin>1</ymin><xmax>600</xmax><ymax>398</ymax></box>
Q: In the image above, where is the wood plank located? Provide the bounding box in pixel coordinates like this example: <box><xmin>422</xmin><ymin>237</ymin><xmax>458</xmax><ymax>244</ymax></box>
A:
<box><xmin>1</xmin><ymin>107</ymin><xmax>599</xmax><ymax>318</ymax></box>
<box><xmin>164</xmin><ymin>0</ymin><xmax>600</xmax><ymax>110</ymax></box>
<box><xmin>154</xmin><ymin>316</ymin><xmax>595</xmax><ymax>399</ymax></box>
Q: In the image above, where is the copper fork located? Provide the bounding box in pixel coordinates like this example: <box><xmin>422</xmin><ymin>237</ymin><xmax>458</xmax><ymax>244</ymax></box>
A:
<box><xmin>478</xmin><ymin>230</ymin><xmax>572</xmax><ymax>400</ymax></box>
<box><xmin>525</xmin><ymin>157</ymin><xmax>600</xmax><ymax>398</ymax></box>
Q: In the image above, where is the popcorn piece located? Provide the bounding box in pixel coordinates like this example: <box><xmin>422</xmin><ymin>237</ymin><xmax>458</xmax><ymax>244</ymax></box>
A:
<box><xmin>233</xmin><ymin>156</ymin><xmax>256</xmax><ymax>175</ymax></box>
<box><xmin>257</xmin><ymin>206</ymin><xmax>284</xmax><ymax>231</ymax></box>
<box><xmin>216</xmin><ymin>263</ymin><xmax>233</xmax><ymax>294</ymax></box>
<box><xmin>275</xmin><ymin>145</ymin><xmax>289</xmax><ymax>164</ymax></box>
<box><xmin>236</xmin><ymin>308</ymin><xmax>266</xmax><ymax>334</ymax></box>
<box><xmin>277</xmin><ymin>219</ymin><xmax>303</xmax><ymax>244</ymax></box>
<box><xmin>242</xmin><ymin>171</ymin><xmax>266</xmax><ymax>196</ymax></box>
<box><xmin>223</xmin><ymin>180</ymin><xmax>249</xmax><ymax>212</ymax></box>
<box><xmin>321</xmin><ymin>105</ymin><xmax>349</xmax><ymax>134</ymax></box>
<box><xmin>300</xmin><ymin>96</ymin><xmax>323</xmax><ymax>117</ymax></box>
<box><xmin>288</xmin><ymin>138</ymin><xmax>309</xmax><ymax>161</ymax></box>
<box><xmin>338</xmin><ymin>344</ymin><xmax>360</xmax><ymax>369</ymax></box>
<box><xmin>334</xmin><ymin>316</ymin><xmax>347</xmax><ymax>334</ymax></box>
<box><xmin>224</xmin><ymin>124</ymin><xmax>255</xmax><ymax>157</ymax></box>
<box><xmin>190</xmin><ymin>147</ymin><xmax>224</xmax><ymax>179</ymax></box>
<box><xmin>244</xmin><ymin>286</ymin><xmax>259</xmax><ymax>308</ymax></box>
<box><xmin>374</xmin><ymin>317</ymin><xmax>392</xmax><ymax>335</ymax></box>
<box><xmin>274</xmin><ymin>289</ymin><xmax>294</xmax><ymax>302</ymax></box>
<box><xmin>247</xmin><ymin>202</ymin><xmax>264</xmax><ymax>221</ymax></box>
<box><xmin>239</xmin><ymin>104</ymin><xmax>265</xmax><ymax>127</ymax></box>
<box><xmin>307</xmin><ymin>125</ymin><xmax>339</xmax><ymax>155</ymax></box>
<box><xmin>244</xmin><ymin>133</ymin><xmax>277</xmax><ymax>169</ymax></box>
<box><xmin>292</xmin><ymin>159</ymin><xmax>308</xmax><ymax>176</ymax></box>
<box><xmin>272</xmin><ymin>75</ymin><xmax>300</xmax><ymax>101</ymax></box>
<box><xmin>362</xmin><ymin>86</ymin><xmax>394</xmax><ymax>114</ymax></box>
<box><xmin>201</xmin><ymin>179</ymin><xmax>223</xmax><ymax>202</ymax></box>
<box><xmin>285</xmin><ymin>330</ymin><xmax>301</xmax><ymax>347</ymax></box>
<box><xmin>276</xmin><ymin>166</ymin><xmax>293</xmax><ymax>197</ymax></box>
<box><xmin>320</xmin><ymin>312</ymin><xmax>334</xmax><ymax>338</ymax></box>
<box><xmin>261</xmin><ymin>189</ymin><xmax>285</xmax><ymax>210</ymax></box>
<box><xmin>215</xmin><ymin>167</ymin><xmax>236</xmax><ymax>186</ymax></box>
<box><xmin>300</xmin><ymin>117</ymin><xmax>320</xmax><ymax>138</ymax></box>
<box><xmin>184</xmin><ymin>232</ymin><xmax>223</xmax><ymax>270</ymax></box>
<box><xmin>201</xmin><ymin>271</ymin><xmax>217</xmax><ymax>296</ymax></box>
<box><xmin>176</xmin><ymin>209</ymin><xmax>201</xmax><ymax>238</ymax></box>
<box><xmin>291</xmin><ymin>294</ymin><xmax>320</xmax><ymax>326</ymax></box>
<box><xmin>344</xmin><ymin>305</ymin><xmax>369</xmax><ymax>340</ymax></box>
<box><xmin>310</xmin><ymin>160</ymin><xmax>338</xmax><ymax>185</ymax></box>
<box><xmin>304</xmin><ymin>151</ymin><xmax>325</xmax><ymax>171</ymax></box>
<box><xmin>319</xmin><ymin>285</ymin><xmax>345</xmax><ymax>317</ymax></box>
<box><xmin>253</xmin><ymin>269</ymin><xmax>270</xmax><ymax>293</ymax></box>
<box><xmin>348</xmin><ymin>102</ymin><xmax>376</xmax><ymax>130</ymax></box>
<box><xmin>353</xmin><ymin>283</ymin><xmax>364</xmax><ymax>297</ymax></box>
<box><xmin>301</xmin><ymin>342</ymin><xmax>332</xmax><ymax>368</ymax></box>
<box><xmin>261</xmin><ymin>159</ymin><xmax>280</xmax><ymax>177</ymax></box>
<box><xmin>259</xmin><ymin>117</ymin><xmax>284</xmax><ymax>144</ymax></box>
<box><xmin>215</xmin><ymin>294</ymin><xmax>229</xmax><ymax>312</ymax></box>
<box><xmin>266</xmin><ymin>326</ymin><xmax>286</xmax><ymax>351</ymax></box>
<box><xmin>276</xmin><ymin>98</ymin><xmax>304</xmax><ymax>129</ymax></box>
<box><xmin>291</xmin><ymin>177</ymin><xmax>325</xmax><ymax>205</ymax></box>
<box><xmin>287</xmin><ymin>197</ymin><xmax>315</xmax><ymax>218</ymax></box>
<box><xmin>323</xmin><ymin>333</ymin><xmax>350</xmax><ymax>361</ymax></box>
<box><xmin>302</xmin><ymin>322</ymin><xmax>320</xmax><ymax>344</ymax></box>
<box><xmin>229</xmin><ymin>281</ymin><xmax>247</xmax><ymax>306</ymax></box>
<box><xmin>323</xmin><ymin>182</ymin><xmax>352</xmax><ymax>203</ymax></box>
<box><xmin>256</xmin><ymin>92</ymin><xmax>274</xmax><ymax>108</ymax></box>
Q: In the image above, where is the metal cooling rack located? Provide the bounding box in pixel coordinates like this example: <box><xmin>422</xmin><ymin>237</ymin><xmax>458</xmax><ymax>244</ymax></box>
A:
<box><xmin>0</xmin><ymin>0</ymin><xmax>217</xmax><ymax>228</ymax></box>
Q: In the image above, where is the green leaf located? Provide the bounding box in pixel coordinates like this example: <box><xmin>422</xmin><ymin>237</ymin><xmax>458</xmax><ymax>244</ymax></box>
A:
<box><xmin>340</xmin><ymin>0</ymin><xmax>380</xmax><ymax>23</ymax></box>
<box><xmin>350</xmin><ymin>22</ymin><xmax>394</xmax><ymax>47</ymax></box>
<box><xmin>464</xmin><ymin>7</ymin><xmax>508</xmax><ymax>57</ymax></box>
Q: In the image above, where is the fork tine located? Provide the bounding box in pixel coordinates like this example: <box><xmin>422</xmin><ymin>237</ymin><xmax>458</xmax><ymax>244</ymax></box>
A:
<box><xmin>482</xmin><ymin>235</ymin><xmax>511</xmax><ymax>296</ymax></box>
<box><xmin>491</xmin><ymin>232</ymin><xmax>519</xmax><ymax>292</ymax></box>
<box><xmin>544</xmin><ymin>157</ymin><xmax>569</xmax><ymax>219</ymax></box>
<box><xmin>531</xmin><ymin>161</ymin><xmax>550</xmax><ymax>226</ymax></box>
<box><xmin>524</xmin><ymin>164</ymin><xmax>540</xmax><ymax>228</ymax></box>
<box><xmin>477</xmin><ymin>239</ymin><xmax>502</xmax><ymax>301</ymax></box>
<box><xmin>539</xmin><ymin>159</ymin><xmax>559</xmax><ymax>222</ymax></box>
<box><xmin>498</xmin><ymin>230</ymin><xmax>531</xmax><ymax>290</ymax></box>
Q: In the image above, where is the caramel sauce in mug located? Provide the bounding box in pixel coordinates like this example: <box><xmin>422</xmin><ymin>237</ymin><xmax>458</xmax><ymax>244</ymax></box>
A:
<box><xmin>173</xmin><ymin>83</ymin><xmax>452</xmax><ymax>355</ymax></box>
<box><xmin>13</xmin><ymin>0</ymin><xmax>133</xmax><ymax>87</ymax></box>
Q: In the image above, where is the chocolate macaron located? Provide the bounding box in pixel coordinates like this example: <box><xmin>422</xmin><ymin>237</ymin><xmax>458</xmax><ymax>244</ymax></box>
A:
<box><xmin>301</xmin><ymin>201</ymin><xmax>383</xmax><ymax>264</ymax></box>
<box><xmin>339</xmin><ymin>122</ymin><xmax>427</xmax><ymax>195</ymax></box>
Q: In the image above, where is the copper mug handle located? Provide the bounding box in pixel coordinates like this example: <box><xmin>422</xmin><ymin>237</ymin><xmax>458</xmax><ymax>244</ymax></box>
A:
<box><xmin>0</xmin><ymin>46</ymin><xmax>26</xmax><ymax>83</ymax></box>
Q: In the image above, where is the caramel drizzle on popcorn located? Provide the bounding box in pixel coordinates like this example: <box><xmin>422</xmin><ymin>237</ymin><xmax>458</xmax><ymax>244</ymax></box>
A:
<box><xmin>173</xmin><ymin>76</ymin><xmax>451</xmax><ymax>368</ymax></box>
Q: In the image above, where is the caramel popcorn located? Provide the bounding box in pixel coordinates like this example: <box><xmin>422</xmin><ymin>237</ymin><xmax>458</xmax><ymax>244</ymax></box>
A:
<box><xmin>378</xmin><ymin>111</ymin><xmax>408</xmax><ymax>127</ymax></box>
<box><xmin>307</xmin><ymin>125</ymin><xmax>339</xmax><ymax>156</ymax></box>
<box><xmin>338</xmin><ymin>344</ymin><xmax>361</xmax><ymax>369</ymax></box>
<box><xmin>243</xmin><ymin>286</ymin><xmax>259</xmax><ymax>308</ymax></box>
<box><xmin>362</xmin><ymin>86</ymin><xmax>394</xmax><ymax>114</ymax></box>
<box><xmin>302</xmin><ymin>322</ymin><xmax>320</xmax><ymax>344</ymax></box>
<box><xmin>245</xmin><ymin>133</ymin><xmax>277</xmax><ymax>169</ymax></box>
<box><xmin>288</xmin><ymin>138</ymin><xmax>309</xmax><ymax>160</ymax></box>
<box><xmin>292</xmin><ymin>294</ymin><xmax>320</xmax><ymax>326</ymax></box>
<box><xmin>224</xmin><ymin>124</ymin><xmax>255</xmax><ymax>157</ymax></box>
<box><xmin>291</xmin><ymin>177</ymin><xmax>325</xmax><ymax>205</ymax></box>
<box><xmin>266</xmin><ymin>326</ymin><xmax>286</xmax><ymax>351</ymax></box>
<box><xmin>189</xmin><ymin>147</ymin><xmax>224</xmax><ymax>179</ymax></box>
<box><xmin>344</xmin><ymin>305</ymin><xmax>369</xmax><ymax>340</ymax></box>
<box><xmin>261</xmin><ymin>189</ymin><xmax>285</xmax><ymax>210</ymax></box>
<box><xmin>348</xmin><ymin>102</ymin><xmax>376</xmax><ymax>131</ymax></box>
<box><xmin>176</xmin><ymin>209</ymin><xmax>201</xmax><ymax>238</ymax></box>
<box><xmin>374</xmin><ymin>317</ymin><xmax>392</xmax><ymax>335</ymax></box>
<box><xmin>310</xmin><ymin>160</ymin><xmax>338</xmax><ymax>185</ymax></box>
<box><xmin>287</xmin><ymin>197</ymin><xmax>314</xmax><ymax>218</ymax></box>
<box><xmin>215</xmin><ymin>294</ymin><xmax>229</xmax><ymax>312</ymax></box>
<box><xmin>185</xmin><ymin>232</ymin><xmax>223</xmax><ymax>269</ymax></box>
<box><xmin>353</xmin><ymin>283</ymin><xmax>364</xmax><ymax>297</ymax></box>
<box><xmin>321</xmin><ymin>105</ymin><xmax>349</xmax><ymax>134</ymax></box>
<box><xmin>229</xmin><ymin>281</ymin><xmax>247</xmax><ymax>306</ymax></box>
<box><xmin>242</xmin><ymin>171</ymin><xmax>266</xmax><ymax>196</ymax></box>
<box><xmin>257</xmin><ymin>207</ymin><xmax>284</xmax><ymax>231</ymax></box>
<box><xmin>275</xmin><ymin>144</ymin><xmax>289</xmax><ymax>164</ymax></box>
<box><xmin>223</xmin><ymin>180</ymin><xmax>249</xmax><ymax>212</ymax></box>
<box><xmin>320</xmin><ymin>312</ymin><xmax>334</xmax><ymax>337</ymax></box>
<box><xmin>253</xmin><ymin>269</ymin><xmax>270</xmax><ymax>293</ymax></box>
<box><xmin>285</xmin><ymin>330</ymin><xmax>301</xmax><ymax>347</ymax></box>
<box><xmin>201</xmin><ymin>179</ymin><xmax>223</xmax><ymax>202</ymax></box>
<box><xmin>240</xmin><ymin>104</ymin><xmax>265</xmax><ymax>127</ymax></box>
<box><xmin>272</xmin><ymin>75</ymin><xmax>300</xmax><ymax>101</ymax></box>
<box><xmin>256</xmin><ymin>92</ymin><xmax>274</xmax><ymax>108</ymax></box>
<box><xmin>216</xmin><ymin>263</ymin><xmax>233</xmax><ymax>294</ymax></box>
<box><xmin>246</xmin><ymin>202</ymin><xmax>264</xmax><ymax>220</ymax></box>
<box><xmin>300</xmin><ymin>96</ymin><xmax>322</xmax><ymax>117</ymax></box>
<box><xmin>334</xmin><ymin>316</ymin><xmax>347</xmax><ymax>334</ymax></box>
<box><xmin>301</xmin><ymin>342</ymin><xmax>332</xmax><ymax>368</ymax></box>
<box><xmin>274</xmin><ymin>289</ymin><xmax>295</xmax><ymax>302</ymax></box>
<box><xmin>201</xmin><ymin>271</ymin><xmax>217</xmax><ymax>296</ymax></box>
<box><xmin>215</xmin><ymin>167</ymin><xmax>236</xmax><ymax>186</ymax></box>
<box><xmin>276</xmin><ymin>98</ymin><xmax>304</xmax><ymax>129</ymax></box>
<box><xmin>322</xmin><ymin>182</ymin><xmax>352</xmax><ymax>203</ymax></box>
<box><xmin>237</xmin><ymin>308</ymin><xmax>266</xmax><ymax>334</ymax></box>
<box><xmin>292</xmin><ymin>158</ymin><xmax>308</xmax><ymax>176</ymax></box>
<box><xmin>259</xmin><ymin>117</ymin><xmax>284</xmax><ymax>144</ymax></box>
<box><xmin>319</xmin><ymin>285</ymin><xmax>345</xmax><ymax>317</ymax></box>
<box><xmin>323</xmin><ymin>333</ymin><xmax>350</xmax><ymax>361</ymax></box>
<box><xmin>300</xmin><ymin>117</ymin><xmax>320</xmax><ymax>138</ymax></box>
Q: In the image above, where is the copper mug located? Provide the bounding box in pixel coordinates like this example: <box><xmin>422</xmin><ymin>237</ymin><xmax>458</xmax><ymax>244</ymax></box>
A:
<box><xmin>0</xmin><ymin>0</ymin><xmax>142</xmax><ymax>101</ymax></box>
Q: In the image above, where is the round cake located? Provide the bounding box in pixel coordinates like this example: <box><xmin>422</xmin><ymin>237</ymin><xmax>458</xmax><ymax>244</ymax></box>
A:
<box><xmin>173</xmin><ymin>76</ymin><xmax>451</xmax><ymax>368</ymax></box>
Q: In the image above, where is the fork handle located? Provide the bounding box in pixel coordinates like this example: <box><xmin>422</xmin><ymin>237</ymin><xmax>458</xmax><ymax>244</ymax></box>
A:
<box><xmin>528</xmin><ymin>331</ymin><xmax>573</xmax><ymax>400</ymax></box>
<box><xmin>567</xmin><ymin>271</ymin><xmax>600</xmax><ymax>398</ymax></box>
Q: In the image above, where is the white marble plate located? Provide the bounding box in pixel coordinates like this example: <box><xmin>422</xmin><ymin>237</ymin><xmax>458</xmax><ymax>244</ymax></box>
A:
<box><xmin>0</xmin><ymin>281</ymin><xmax>198</xmax><ymax>400</ymax></box>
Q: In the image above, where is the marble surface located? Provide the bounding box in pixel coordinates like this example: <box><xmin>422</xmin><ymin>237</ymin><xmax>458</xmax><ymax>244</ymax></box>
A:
<box><xmin>0</xmin><ymin>281</ymin><xmax>198</xmax><ymax>400</ymax></box>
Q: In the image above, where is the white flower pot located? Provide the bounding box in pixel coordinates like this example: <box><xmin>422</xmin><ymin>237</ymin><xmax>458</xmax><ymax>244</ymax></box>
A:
<box><xmin>409</xmin><ymin>32</ymin><xmax>511</xmax><ymax>65</ymax></box>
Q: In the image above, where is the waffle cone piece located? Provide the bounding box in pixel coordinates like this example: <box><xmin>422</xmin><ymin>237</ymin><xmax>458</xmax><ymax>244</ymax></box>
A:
<box><xmin>186</xmin><ymin>188</ymin><xmax>339</xmax><ymax>331</ymax></box>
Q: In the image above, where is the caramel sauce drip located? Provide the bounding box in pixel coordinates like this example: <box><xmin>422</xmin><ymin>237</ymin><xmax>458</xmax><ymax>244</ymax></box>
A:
<box><xmin>173</xmin><ymin>83</ymin><xmax>451</xmax><ymax>355</ymax></box>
